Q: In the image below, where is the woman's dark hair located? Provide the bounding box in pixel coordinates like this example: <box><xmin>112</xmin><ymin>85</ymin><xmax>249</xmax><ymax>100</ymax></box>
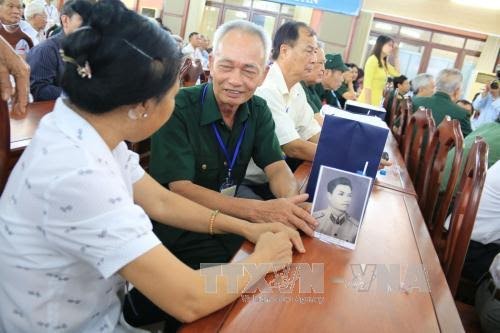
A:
<box><xmin>393</xmin><ymin>75</ymin><xmax>408</xmax><ymax>90</ymax></box>
<box><xmin>271</xmin><ymin>21</ymin><xmax>315</xmax><ymax>61</ymax></box>
<box><xmin>371</xmin><ymin>35</ymin><xmax>394</xmax><ymax>69</ymax></box>
<box><xmin>61</xmin><ymin>0</ymin><xmax>183</xmax><ymax>113</ymax></box>
<box><xmin>327</xmin><ymin>177</ymin><xmax>352</xmax><ymax>194</ymax></box>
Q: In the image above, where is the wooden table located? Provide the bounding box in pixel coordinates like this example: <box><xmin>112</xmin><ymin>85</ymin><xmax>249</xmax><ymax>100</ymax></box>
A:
<box><xmin>180</xmin><ymin>148</ymin><xmax>462</xmax><ymax>333</ymax></box>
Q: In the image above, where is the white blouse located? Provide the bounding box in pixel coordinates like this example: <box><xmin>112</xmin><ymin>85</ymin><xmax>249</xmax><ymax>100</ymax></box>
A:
<box><xmin>0</xmin><ymin>98</ymin><xmax>160</xmax><ymax>332</ymax></box>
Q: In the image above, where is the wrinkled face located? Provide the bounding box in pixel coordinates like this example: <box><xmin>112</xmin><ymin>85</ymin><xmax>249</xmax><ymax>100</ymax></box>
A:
<box><xmin>0</xmin><ymin>0</ymin><xmax>22</xmax><ymax>25</ymax></box>
<box><xmin>382</xmin><ymin>41</ymin><xmax>394</xmax><ymax>56</ymax></box>
<box><xmin>209</xmin><ymin>30</ymin><xmax>266</xmax><ymax>109</ymax></box>
<box><xmin>281</xmin><ymin>27</ymin><xmax>317</xmax><ymax>78</ymax></box>
<box><xmin>323</xmin><ymin>69</ymin><xmax>344</xmax><ymax>91</ymax></box>
<box><xmin>30</xmin><ymin>12</ymin><xmax>48</xmax><ymax>31</ymax></box>
<box><xmin>328</xmin><ymin>184</ymin><xmax>352</xmax><ymax>212</ymax></box>
<box><xmin>304</xmin><ymin>47</ymin><xmax>325</xmax><ymax>84</ymax></box>
<box><xmin>398</xmin><ymin>79</ymin><xmax>411</xmax><ymax>95</ymax></box>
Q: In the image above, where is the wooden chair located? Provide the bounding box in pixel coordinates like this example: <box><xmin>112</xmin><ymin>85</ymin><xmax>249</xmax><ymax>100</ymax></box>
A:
<box><xmin>417</xmin><ymin>117</ymin><xmax>464</xmax><ymax>233</ymax></box>
<box><xmin>129</xmin><ymin>139</ymin><xmax>151</xmax><ymax>172</ymax></box>
<box><xmin>0</xmin><ymin>100</ymin><xmax>9</xmax><ymax>193</ymax></box>
<box><xmin>382</xmin><ymin>85</ymin><xmax>392</xmax><ymax>111</ymax></box>
<box><xmin>439</xmin><ymin>137</ymin><xmax>488</xmax><ymax>297</ymax></box>
<box><xmin>402</xmin><ymin>107</ymin><xmax>435</xmax><ymax>186</ymax></box>
<box><xmin>391</xmin><ymin>96</ymin><xmax>412</xmax><ymax>145</ymax></box>
<box><xmin>180</xmin><ymin>58</ymin><xmax>203</xmax><ymax>87</ymax></box>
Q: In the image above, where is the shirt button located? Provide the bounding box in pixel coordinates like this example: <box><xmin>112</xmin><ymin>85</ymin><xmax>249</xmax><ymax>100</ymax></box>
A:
<box><xmin>223</xmin><ymin>161</ymin><xmax>227</xmax><ymax>166</ymax></box>
<box><xmin>201</xmin><ymin>164</ymin><xmax>207</xmax><ymax>170</ymax></box>
<box><xmin>334</xmin><ymin>233</ymin><xmax>338</xmax><ymax>236</ymax></box>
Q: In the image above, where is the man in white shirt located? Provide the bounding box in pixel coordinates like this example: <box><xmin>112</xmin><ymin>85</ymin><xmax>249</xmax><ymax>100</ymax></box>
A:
<box><xmin>462</xmin><ymin>160</ymin><xmax>500</xmax><ymax>283</ymax></box>
<box><xmin>241</xmin><ymin>21</ymin><xmax>320</xmax><ymax>199</ymax></box>
<box><xmin>182</xmin><ymin>31</ymin><xmax>203</xmax><ymax>60</ymax></box>
<box><xmin>21</xmin><ymin>0</ymin><xmax>46</xmax><ymax>46</ymax></box>
<box><xmin>43</xmin><ymin>0</ymin><xmax>59</xmax><ymax>31</ymax></box>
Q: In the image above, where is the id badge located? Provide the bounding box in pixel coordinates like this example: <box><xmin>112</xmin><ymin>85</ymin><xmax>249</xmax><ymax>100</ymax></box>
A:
<box><xmin>220</xmin><ymin>179</ymin><xmax>236</xmax><ymax>197</ymax></box>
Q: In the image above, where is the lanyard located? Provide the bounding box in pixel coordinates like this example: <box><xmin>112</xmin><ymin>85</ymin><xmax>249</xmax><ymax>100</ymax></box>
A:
<box><xmin>201</xmin><ymin>84</ymin><xmax>248</xmax><ymax>182</ymax></box>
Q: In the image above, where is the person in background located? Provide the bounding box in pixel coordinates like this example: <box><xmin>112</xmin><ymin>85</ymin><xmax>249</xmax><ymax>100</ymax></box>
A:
<box><xmin>199</xmin><ymin>34</ymin><xmax>210</xmax><ymax>69</ymax></box>
<box><xmin>456</xmin><ymin>99</ymin><xmax>474</xmax><ymax>117</ymax></box>
<box><xmin>0</xmin><ymin>34</ymin><xmax>29</xmax><ymax>115</ymax></box>
<box><xmin>411</xmin><ymin>73</ymin><xmax>435</xmax><ymax>97</ymax></box>
<box><xmin>317</xmin><ymin>53</ymin><xmax>348</xmax><ymax>109</ymax></box>
<box><xmin>301</xmin><ymin>43</ymin><xmax>325</xmax><ymax>125</ymax></box>
<box><xmin>0</xmin><ymin>2</ymin><xmax>303</xmax><ymax>332</ymax></box>
<box><xmin>334</xmin><ymin>62</ymin><xmax>357</xmax><ymax>109</ymax></box>
<box><xmin>43</xmin><ymin>0</ymin><xmax>59</xmax><ymax>32</ymax></box>
<box><xmin>346</xmin><ymin>63</ymin><xmax>361</xmax><ymax>94</ymax></box>
<box><xmin>27</xmin><ymin>0</ymin><xmax>92</xmax><ymax>101</ymax></box>
<box><xmin>358</xmin><ymin>35</ymin><xmax>400</xmax><ymax>106</ymax></box>
<box><xmin>0</xmin><ymin>0</ymin><xmax>33</xmax><ymax>56</ymax></box>
<box><xmin>475</xmin><ymin>252</ymin><xmax>500</xmax><ymax>333</ymax></box>
<box><xmin>385</xmin><ymin>74</ymin><xmax>410</xmax><ymax>124</ymax></box>
<box><xmin>413</xmin><ymin>68</ymin><xmax>472</xmax><ymax>136</ymax></box>
<box><xmin>182</xmin><ymin>31</ymin><xmax>203</xmax><ymax>61</ymax></box>
<box><xmin>472</xmin><ymin>80</ymin><xmax>499</xmax><ymax>130</ymax></box>
<box><xmin>21</xmin><ymin>0</ymin><xmax>46</xmax><ymax>46</ymax></box>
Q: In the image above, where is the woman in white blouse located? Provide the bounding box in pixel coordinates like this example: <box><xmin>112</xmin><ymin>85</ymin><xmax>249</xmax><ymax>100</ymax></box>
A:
<box><xmin>0</xmin><ymin>1</ymin><xmax>303</xmax><ymax>332</ymax></box>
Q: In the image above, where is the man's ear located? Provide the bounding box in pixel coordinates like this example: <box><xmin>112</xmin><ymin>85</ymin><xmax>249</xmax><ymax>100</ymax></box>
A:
<box><xmin>208</xmin><ymin>53</ymin><xmax>214</xmax><ymax>72</ymax></box>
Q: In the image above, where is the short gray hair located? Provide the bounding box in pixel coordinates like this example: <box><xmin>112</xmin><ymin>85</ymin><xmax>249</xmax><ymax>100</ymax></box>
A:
<box><xmin>435</xmin><ymin>68</ymin><xmax>463</xmax><ymax>95</ymax></box>
<box><xmin>25</xmin><ymin>0</ymin><xmax>45</xmax><ymax>19</ymax></box>
<box><xmin>212</xmin><ymin>20</ymin><xmax>271</xmax><ymax>66</ymax></box>
<box><xmin>411</xmin><ymin>73</ymin><xmax>433</xmax><ymax>94</ymax></box>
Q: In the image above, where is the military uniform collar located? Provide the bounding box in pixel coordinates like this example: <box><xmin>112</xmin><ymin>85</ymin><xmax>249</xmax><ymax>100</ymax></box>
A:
<box><xmin>329</xmin><ymin>212</ymin><xmax>349</xmax><ymax>225</ymax></box>
<box><xmin>433</xmin><ymin>91</ymin><xmax>452</xmax><ymax>101</ymax></box>
<box><xmin>199</xmin><ymin>83</ymin><xmax>250</xmax><ymax>127</ymax></box>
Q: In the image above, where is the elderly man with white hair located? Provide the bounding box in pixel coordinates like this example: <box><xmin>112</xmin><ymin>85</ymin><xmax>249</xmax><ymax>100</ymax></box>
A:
<box><xmin>21</xmin><ymin>0</ymin><xmax>46</xmax><ymax>45</ymax></box>
<box><xmin>411</xmin><ymin>73</ymin><xmax>435</xmax><ymax>97</ymax></box>
<box><xmin>413</xmin><ymin>68</ymin><xmax>472</xmax><ymax>136</ymax></box>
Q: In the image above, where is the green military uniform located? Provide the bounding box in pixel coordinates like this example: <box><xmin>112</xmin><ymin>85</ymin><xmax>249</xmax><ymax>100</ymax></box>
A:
<box><xmin>301</xmin><ymin>81</ymin><xmax>323</xmax><ymax>114</ymax></box>
<box><xmin>313</xmin><ymin>209</ymin><xmax>359</xmax><ymax>243</ymax></box>
<box><xmin>413</xmin><ymin>91</ymin><xmax>472</xmax><ymax>136</ymax></box>
<box><xmin>315</xmin><ymin>83</ymin><xmax>341</xmax><ymax>109</ymax></box>
<box><xmin>440</xmin><ymin>121</ymin><xmax>500</xmax><ymax>192</ymax></box>
<box><xmin>149</xmin><ymin>83</ymin><xmax>284</xmax><ymax>267</ymax></box>
<box><xmin>335</xmin><ymin>82</ymin><xmax>349</xmax><ymax>109</ymax></box>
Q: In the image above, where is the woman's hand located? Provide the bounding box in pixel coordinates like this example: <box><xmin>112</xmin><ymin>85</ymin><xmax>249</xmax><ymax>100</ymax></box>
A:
<box><xmin>246</xmin><ymin>222</ymin><xmax>305</xmax><ymax>254</ymax></box>
<box><xmin>251</xmin><ymin>231</ymin><xmax>294</xmax><ymax>273</ymax></box>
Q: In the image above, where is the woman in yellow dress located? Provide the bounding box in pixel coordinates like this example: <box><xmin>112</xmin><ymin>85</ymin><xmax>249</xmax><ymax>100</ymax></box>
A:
<box><xmin>358</xmin><ymin>35</ymin><xmax>400</xmax><ymax>106</ymax></box>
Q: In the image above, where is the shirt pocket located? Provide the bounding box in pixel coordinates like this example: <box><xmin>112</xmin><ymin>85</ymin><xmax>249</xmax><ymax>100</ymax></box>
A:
<box><xmin>195</xmin><ymin>154</ymin><xmax>222</xmax><ymax>191</ymax></box>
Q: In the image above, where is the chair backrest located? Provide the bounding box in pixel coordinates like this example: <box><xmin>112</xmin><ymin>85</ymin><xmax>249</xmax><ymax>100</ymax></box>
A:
<box><xmin>180</xmin><ymin>58</ymin><xmax>203</xmax><ymax>87</ymax></box>
<box><xmin>402</xmin><ymin>107</ymin><xmax>435</xmax><ymax>185</ymax></box>
<box><xmin>382</xmin><ymin>85</ymin><xmax>392</xmax><ymax>110</ymax></box>
<box><xmin>417</xmin><ymin>117</ymin><xmax>464</xmax><ymax>231</ymax></box>
<box><xmin>392</xmin><ymin>96</ymin><xmax>412</xmax><ymax>144</ymax></box>
<box><xmin>0</xmin><ymin>100</ymin><xmax>10</xmax><ymax>193</ymax></box>
<box><xmin>440</xmin><ymin>138</ymin><xmax>488</xmax><ymax>296</ymax></box>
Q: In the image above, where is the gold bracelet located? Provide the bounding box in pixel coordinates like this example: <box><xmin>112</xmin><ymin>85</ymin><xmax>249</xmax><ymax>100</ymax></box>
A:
<box><xmin>209</xmin><ymin>209</ymin><xmax>219</xmax><ymax>235</ymax></box>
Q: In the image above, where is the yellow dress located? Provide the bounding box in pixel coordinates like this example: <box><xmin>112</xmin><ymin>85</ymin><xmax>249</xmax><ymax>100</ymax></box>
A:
<box><xmin>358</xmin><ymin>54</ymin><xmax>399</xmax><ymax>107</ymax></box>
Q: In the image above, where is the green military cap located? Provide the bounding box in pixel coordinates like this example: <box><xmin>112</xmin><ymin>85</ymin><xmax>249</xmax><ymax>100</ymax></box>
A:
<box><xmin>325</xmin><ymin>53</ymin><xmax>348</xmax><ymax>72</ymax></box>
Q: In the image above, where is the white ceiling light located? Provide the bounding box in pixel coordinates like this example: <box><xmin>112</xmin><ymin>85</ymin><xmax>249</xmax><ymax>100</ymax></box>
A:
<box><xmin>374</xmin><ymin>22</ymin><xmax>393</xmax><ymax>31</ymax></box>
<box><xmin>451</xmin><ymin>0</ymin><xmax>500</xmax><ymax>10</ymax></box>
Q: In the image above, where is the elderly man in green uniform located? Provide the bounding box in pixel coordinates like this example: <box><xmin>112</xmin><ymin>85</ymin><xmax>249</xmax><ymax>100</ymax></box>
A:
<box><xmin>301</xmin><ymin>44</ymin><xmax>326</xmax><ymax>125</ymax></box>
<box><xmin>315</xmin><ymin>53</ymin><xmax>349</xmax><ymax>109</ymax></box>
<box><xmin>149</xmin><ymin>20</ymin><xmax>317</xmax><ymax>268</ymax></box>
<box><xmin>413</xmin><ymin>68</ymin><xmax>472</xmax><ymax>136</ymax></box>
<box><xmin>313</xmin><ymin>177</ymin><xmax>359</xmax><ymax>243</ymax></box>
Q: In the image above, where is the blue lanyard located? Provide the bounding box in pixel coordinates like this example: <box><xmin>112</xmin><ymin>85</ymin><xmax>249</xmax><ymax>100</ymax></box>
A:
<box><xmin>201</xmin><ymin>84</ymin><xmax>248</xmax><ymax>181</ymax></box>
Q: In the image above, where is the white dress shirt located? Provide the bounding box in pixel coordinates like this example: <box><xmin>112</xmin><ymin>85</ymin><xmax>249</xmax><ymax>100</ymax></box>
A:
<box><xmin>0</xmin><ymin>98</ymin><xmax>160</xmax><ymax>332</ymax></box>
<box><xmin>44</xmin><ymin>3</ymin><xmax>59</xmax><ymax>31</ymax></box>
<box><xmin>245</xmin><ymin>62</ymin><xmax>321</xmax><ymax>184</ymax></box>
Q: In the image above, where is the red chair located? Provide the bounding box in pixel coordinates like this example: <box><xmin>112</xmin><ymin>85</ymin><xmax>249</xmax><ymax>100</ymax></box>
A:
<box><xmin>438</xmin><ymin>137</ymin><xmax>488</xmax><ymax>297</ymax></box>
<box><xmin>0</xmin><ymin>100</ymin><xmax>9</xmax><ymax>193</ymax></box>
<box><xmin>180</xmin><ymin>58</ymin><xmax>203</xmax><ymax>87</ymax></box>
<box><xmin>392</xmin><ymin>96</ymin><xmax>412</xmax><ymax>145</ymax></box>
<box><xmin>402</xmin><ymin>107</ymin><xmax>435</xmax><ymax>186</ymax></box>
<box><xmin>417</xmin><ymin>117</ymin><xmax>464</xmax><ymax>233</ymax></box>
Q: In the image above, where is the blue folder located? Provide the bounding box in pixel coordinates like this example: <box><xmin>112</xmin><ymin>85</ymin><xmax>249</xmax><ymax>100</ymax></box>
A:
<box><xmin>345</xmin><ymin>100</ymin><xmax>387</xmax><ymax>121</ymax></box>
<box><xmin>306</xmin><ymin>112</ymin><xmax>389</xmax><ymax>201</ymax></box>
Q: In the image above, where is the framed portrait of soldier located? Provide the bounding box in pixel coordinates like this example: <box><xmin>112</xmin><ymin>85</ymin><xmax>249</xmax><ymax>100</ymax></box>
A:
<box><xmin>311</xmin><ymin>166</ymin><xmax>372</xmax><ymax>249</ymax></box>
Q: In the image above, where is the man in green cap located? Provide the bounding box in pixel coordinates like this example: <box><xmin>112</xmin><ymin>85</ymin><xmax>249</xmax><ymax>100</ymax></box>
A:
<box><xmin>149</xmin><ymin>20</ymin><xmax>317</xmax><ymax>269</ymax></box>
<box><xmin>316</xmin><ymin>53</ymin><xmax>349</xmax><ymax>109</ymax></box>
<box><xmin>413</xmin><ymin>68</ymin><xmax>472</xmax><ymax>136</ymax></box>
<box><xmin>301</xmin><ymin>43</ymin><xmax>326</xmax><ymax>125</ymax></box>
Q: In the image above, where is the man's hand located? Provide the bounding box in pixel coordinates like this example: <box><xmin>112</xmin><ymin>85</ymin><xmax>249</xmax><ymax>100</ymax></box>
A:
<box><xmin>251</xmin><ymin>193</ymin><xmax>318</xmax><ymax>237</ymax></box>
<box><xmin>246</xmin><ymin>222</ymin><xmax>305</xmax><ymax>254</ymax></box>
<box><xmin>0</xmin><ymin>37</ymin><xmax>30</xmax><ymax>116</ymax></box>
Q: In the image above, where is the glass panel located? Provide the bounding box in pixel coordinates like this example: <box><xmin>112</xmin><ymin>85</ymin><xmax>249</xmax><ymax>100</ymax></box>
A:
<box><xmin>163</xmin><ymin>0</ymin><xmax>186</xmax><ymax>15</ymax></box>
<box><xmin>371</xmin><ymin>20</ymin><xmax>399</xmax><ymax>35</ymax></box>
<box><xmin>397</xmin><ymin>42</ymin><xmax>424</xmax><ymax>81</ymax></box>
<box><xmin>200</xmin><ymin>6</ymin><xmax>220</xmax><ymax>41</ymax></box>
<box><xmin>431</xmin><ymin>32</ymin><xmax>465</xmax><ymax>48</ymax></box>
<box><xmin>465</xmin><ymin>39</ymin><xmax>485</xmax><ymax>52</ymax></box>
<box><xmin>253</xmin><ymin>0</ymin><xmax>280</xmax><ymax>12</ymax></box>
<box><xmin>426</xmin><ymin>48</ymin><xmax>457</xmax><ymax>78</ymax></box>
<box><xmin>224</xmin><ymin>0</ymin><xmax>252</xmax><ymax>6</ymax></box>
<box><xmin>223</xmin><ymin>8</ymin><xmax>249</xmax><ymax>22</ymax></box>
<box><xmin>462</xmin><ymin>55</ymin><xmax>479</xmax><ymax>99</ymax></box>
<box><xmin>281</xmin><ymin>4</ymin><xmax>295</xmax><ymax>15</ymax></box>
<box><xmin>364</xmin><ymin>35</ymin><xmax>378</xmax><ymax>63</ymax></box>
<box><xmin>163</xmin><ymin>15</ymin><xmax>182</xmax><ymax>35</ymax></box>
<box><xmin>399</xmin><ymin>27</ymin><xmax>431</xmax><ymax>41</ymax></box>
<box><xmin>251</xmin><ymin>12</ymin><xmax>276</xmax><ymax>38</ymax></box>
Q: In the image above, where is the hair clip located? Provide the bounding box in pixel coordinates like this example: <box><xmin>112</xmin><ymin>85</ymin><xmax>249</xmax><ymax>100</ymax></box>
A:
<box><xmin>59</xmin><ymin>50</ymin><xmax>92</xmax><ymax>79</ymax></box>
